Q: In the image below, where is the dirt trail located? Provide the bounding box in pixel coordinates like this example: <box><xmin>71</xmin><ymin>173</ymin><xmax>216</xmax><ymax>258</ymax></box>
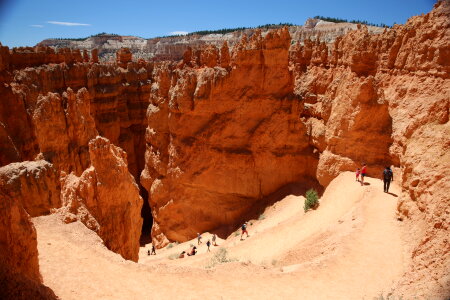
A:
<box><xmin>33</xmin><ymin>172</ymin><xmax>408</xmax><ymax>299</ymax></box>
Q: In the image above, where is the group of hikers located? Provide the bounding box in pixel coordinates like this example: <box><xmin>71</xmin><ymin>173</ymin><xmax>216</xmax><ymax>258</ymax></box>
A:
<box><xmin>148</xmin><ymin>223</ymin><xmax>251</xmax><ymax>258</ymax></box>
<box><xmin>177</xmin><ymin>232</ymin><xmax>224</xmax><ymax>258</ymax></box>
<box><xmin>147</xmin><ymin>163</ymin><xmax>394</xmax><ymax>260</ymax></box>
<box><xmin>356</xmin><ymin>163</ymin><xmax>394</xmax><ymax>193</ymax></box>
<box><xmin>197</xmin><ymin>232</ymin><xmax>219</xmax><ymax>251</ymax></box>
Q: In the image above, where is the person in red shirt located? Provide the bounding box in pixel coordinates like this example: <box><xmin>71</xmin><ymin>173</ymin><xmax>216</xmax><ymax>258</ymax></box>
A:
<box><xmin>361</xmin><ymin>163</ymin><xmax>367</xmax><ymax>186</ymax></box>
<box><xmin>356</xmin><ymin>168</ymin><xmax>361</xmax><ymax>182</ymax></box>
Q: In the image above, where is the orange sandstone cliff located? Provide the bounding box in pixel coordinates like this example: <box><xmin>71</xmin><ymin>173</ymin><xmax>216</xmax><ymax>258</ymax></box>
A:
<box><xmin>0</xmin><ymin>46</ymin><xmax>146</xmax><ymax>296</ymax></box>
<box><xmin>141</xmin><ymin>28</ymin><xmax>320</xmax><ymax>244</ymax></box>
<box><xmin>0</xmin><ymin>2</ymin><xmax>448</xmax><ymax>299</ymax></box>
<box><xmin>140</xmin><ymin>2</ymin><xmax>449</xmax><ymax>298</ymax></box>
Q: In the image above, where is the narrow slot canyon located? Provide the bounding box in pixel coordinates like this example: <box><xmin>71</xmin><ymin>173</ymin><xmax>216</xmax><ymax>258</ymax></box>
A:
<box><xmin>139</xmin><ymin>186</ymin><xmax>153</xmax><ymax>245</ymax></box>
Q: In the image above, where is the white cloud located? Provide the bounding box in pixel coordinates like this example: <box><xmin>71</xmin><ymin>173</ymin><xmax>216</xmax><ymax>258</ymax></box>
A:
<box><xmin>47</xmin><ymin>21</ymin><xmax>91</xmax><ymax>26</ymax></box>
<box><xmin>169</xmin><ymin>31</ymin><xmax>188</xmax><ymax>36</ymax></box>
<box><xmin>30</xmin><ymin>25</ymin><xmax>44</xmax><ymax>28</ymax></box>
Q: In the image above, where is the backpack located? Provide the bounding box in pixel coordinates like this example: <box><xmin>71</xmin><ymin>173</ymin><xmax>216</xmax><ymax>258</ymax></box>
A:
<box><xmin>241</xmin><ymin>224</ymin><xmax>246</xmax><ymax>230</ymax></box>
<box><xmin>383</xmin><ymin>169</ymin><xmax>393</xmax><ymax>180</ymax></box>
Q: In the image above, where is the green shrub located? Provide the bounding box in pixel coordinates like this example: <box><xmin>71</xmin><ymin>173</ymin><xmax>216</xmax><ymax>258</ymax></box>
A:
<box><xmin>304</xmin><ymin>189</ymin><xmax>319</xmax><ymax>212</ymax></box>
<box><xmin>168</xmin><ymin>253</ymin><xmax>179</xmax><ymax>260</ymax></box>
<box><xmin>258</xmin><ymin>214</ymin><xmax>266</xmax><ymax>220</ymax></box>
<box><xmin>206</xmin><ymin>248</ymin><xmax>237</xmax><ymax>268</ymax></box>
<box><xmin>167</xmin><ymin>243</ymin><xmax>173</xmax><ymax>249</ymax></box>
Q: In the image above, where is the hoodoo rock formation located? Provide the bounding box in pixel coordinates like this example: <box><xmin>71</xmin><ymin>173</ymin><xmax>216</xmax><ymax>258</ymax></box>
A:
<box><xmin>60</xmin><ymin>136</ymin><xmax>143</xmax><ymax>261</ymax></box>
<box><xmin>0</xmin><ymin>1</ymin><xmax>448</xmax><ymax>299</ymax></box>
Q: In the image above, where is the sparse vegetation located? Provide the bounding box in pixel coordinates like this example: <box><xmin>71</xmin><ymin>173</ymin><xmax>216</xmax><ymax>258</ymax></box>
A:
<box><xmin>234</xmin><ymin>231</ymin><xmax>240</xmax><ymax>237</ymax></box>
<box><xmin>153</xmin><ymin>23</ymin><xmax>298</xmax><ymax>39</ymax></box>
<box><xmin>168</xmin><ymin>253</ymin><xmax>179</xmax><ymax>260</ymax></box>
<box><xmin>304</xmin><ymin>189</ymin><xmax>319</xmax><ymax>212</ymax></box>
<box><xmin>188</xmin><ymin>23</ymin><xmax>296</xmax><ymax>36</ymax></box>
<box><xmin>373</xmin><ymin>293</ymin><xmax>403</xmax><ymax>300</ymax></box>
<box><xmin>271</xmin><ymin>259</ymin><xmax>278</xmax><ymax>266</ymax></box>
<box><xmin>258</xmin><ymin>213</ymin><xmax>266</xmax><ymax>220</ymax></box>
<box><xmin>206</xmin><ymin>248</ymin><xmax>237</xmax><ymax>269</ymax></box>
<box><xmin>314</xmin><ymin>16</ymin><xmax>389</xmax><ymax>28</ymax></box>
<box><xmin>167</xmin><ymin>243</ymin><xmax>174</xmax><ymax>249</ymax></box>
<box><xmin>49</xmin><ymin>32</ymin><xmax>120</xmax><ymax>42</ymax></box>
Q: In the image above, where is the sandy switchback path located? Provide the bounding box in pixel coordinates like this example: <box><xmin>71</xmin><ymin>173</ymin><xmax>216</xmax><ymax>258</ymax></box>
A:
<box><xmin>34</xmin><ymin>172</ymin><xmax>407</xmax><ymax>299</ymax></box>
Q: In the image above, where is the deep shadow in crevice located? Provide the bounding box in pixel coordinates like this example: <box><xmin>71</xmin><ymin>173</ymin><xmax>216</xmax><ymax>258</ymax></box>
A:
<box><xmin>211</xmin><ymin>177</ymin><xmax>324</xmax><ymax>240</ymax></box>
<box><xmin>139</xmin><ymin>186</ymin><xmax>153</xmax><ymax>246</ymax></box>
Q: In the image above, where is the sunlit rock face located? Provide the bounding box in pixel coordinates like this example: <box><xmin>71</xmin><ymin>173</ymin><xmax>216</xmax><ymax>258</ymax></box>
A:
<box><xmin>141</xmin><ymin>28</ymin><xmax>320</xmax><ymax>244</ymax></box>
<box><xmin>141</xmin><ymin>3</ymin><xmax>449</xmax><ymax>298</ymax></box>
<box><xmin>0</xmin><ymin>2</ymin><xmax>448</xmax><ymax>298</ymax></box>
<box><xmin>60</xmin><ymin>136</ymin><xmax>143</xmax><ymax>262</ymax></box>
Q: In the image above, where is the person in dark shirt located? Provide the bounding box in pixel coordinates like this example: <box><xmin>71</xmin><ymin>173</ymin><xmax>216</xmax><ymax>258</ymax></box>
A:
<box><xmin>383</xmin><ymin>166</ymin><xmax>394</xmax><ymax>193</ymax></box>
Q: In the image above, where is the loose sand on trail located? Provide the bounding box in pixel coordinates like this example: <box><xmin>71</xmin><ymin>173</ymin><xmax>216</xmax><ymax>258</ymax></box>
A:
<box><xmin>33</xmin><ymin>172</ymin><xmax>408</xmax><ymax>299</ymax></box>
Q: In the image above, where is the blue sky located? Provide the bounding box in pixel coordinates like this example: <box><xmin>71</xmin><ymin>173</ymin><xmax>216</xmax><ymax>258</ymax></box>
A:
<box><xmin>0</xmin><ymin>0</ymin><xmax>436</xmax><ymax>47</ymax></box>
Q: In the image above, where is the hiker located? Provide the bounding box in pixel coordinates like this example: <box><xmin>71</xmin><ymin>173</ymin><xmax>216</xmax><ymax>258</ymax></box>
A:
<box><xmin>240</xmin><ymin>222</ymin><xmax>249</xmax><ymax>240</ymax></box>
<box><xmin>197</xmin><ymin>233</ymin><xmax>202</xmax><ymax>245</ymax></box>
<box><xmin>151</xmin><ymin>243</ymin><xmax>156</xmax><ymax>255</ymax></box>
<box><xmin>187</xmin><ymin>246</ymin><xmax>197</xmax><ymax>256</ymax></box>
<box><xmin>212</xmin><ymin>234</ymin><xmax>218</xmax><ymax>246</ymax></box>
<box><xmin>361</xmin><ymin>163</ymin><xmax>367</xmax><ymax>186</ymax></box>
<box><xmin>356</xmin><ymin>168</ymin><xmax>361</xmax><ymax>182</ymax></box>
<box><xmin>179</xmin><ymin>251</ymin><xmax>186</xmax><ymax>259</ymax></box>
<box><xmin>382</xmin><ymin>166</ymin><xmax>394</xmax><ymax>193</ymax></box>
<box><xmin>206</xmin><ymin>240</ymin><xmax>211</xmax><ymax>252</ymax></box>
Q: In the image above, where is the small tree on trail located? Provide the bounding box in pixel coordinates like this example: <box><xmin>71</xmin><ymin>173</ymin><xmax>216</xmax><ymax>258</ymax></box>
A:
<box><xmin>304</xmin><ymin>189</ymin><xmax>319</xmax><ymax>212</ymax></box>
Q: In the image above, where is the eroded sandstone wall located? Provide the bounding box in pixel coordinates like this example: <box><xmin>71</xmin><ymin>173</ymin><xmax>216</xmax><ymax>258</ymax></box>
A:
<box><xmin>0</xmin><ymin>161</ymin><xmax>58</xmax><ymax>299</ymax></box>
<box><xmin>140</xmin><ymin>2</ymin><xmax>449</xmax><ymax>298</ymax></box>
<box><xmin>291</xmin><ymin>2</ymin><xmax>449</xmax><ymax>297</ymax></box>
<box><xmin>0</xmin><ymin>46</ymin><xmax>151</xmax><ymax>182</ymax></box>
<box><xmin>141</xmin><ymin>28</ymin><xmax>321</xmax><ymax>244</ymax></box>
<box><xmin>0</xmin><ymin>46</ymin><xmax>147</xmax><ymax>265</ymax></box>
<box><xmin>0</xmin><ymin>160</ymin><xmax>60</xmax><ymax>217</ymax></box>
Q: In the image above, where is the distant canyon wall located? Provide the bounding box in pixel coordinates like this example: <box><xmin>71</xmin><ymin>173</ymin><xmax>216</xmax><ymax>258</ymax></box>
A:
<box><xmin>36</xmin><ymin>20</ymin><xmax>384</xmax><ymax>62</ymax></box>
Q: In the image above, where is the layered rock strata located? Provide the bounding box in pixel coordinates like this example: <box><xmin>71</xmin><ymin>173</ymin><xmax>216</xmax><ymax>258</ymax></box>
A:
<box><xmin>0</xmin><ymin>44</ymin><xmax>151</xmax><ymax>180</ymax></box>
<box><xmin>0</xmin><ymin>46</ymin><xmax>147</xmax><ymax>292</ymax></box>
<box><xmin>37</xmin><ymin>20</ymin><xmax>384</xmax><ymax>62</ymax></box>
